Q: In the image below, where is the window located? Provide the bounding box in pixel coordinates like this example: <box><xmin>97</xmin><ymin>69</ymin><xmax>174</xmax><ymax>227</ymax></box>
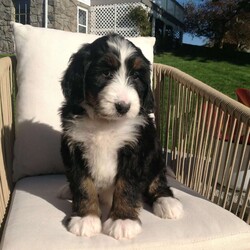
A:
<box><xmin>77</xmin><ymin>7</ymin><xmax>88</xmax><ymax>33</ymax></box>
<box><xmin>14</xmin><ymin>0</ymin><xmax>30</xmax><ymax>24</ymax></box>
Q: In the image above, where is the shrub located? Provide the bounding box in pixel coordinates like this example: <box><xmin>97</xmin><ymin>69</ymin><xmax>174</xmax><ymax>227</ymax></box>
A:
<box><xmin>129</xmin><ymin>6</ymin><xmax>151</xmax><ymax>36</ymax></box>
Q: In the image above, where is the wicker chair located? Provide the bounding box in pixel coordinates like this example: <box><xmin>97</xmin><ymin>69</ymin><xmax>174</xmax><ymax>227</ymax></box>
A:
<box><xmin>152</xmin><ymin>63</ymin><xmax>250</xmax><ymax>223</ymax></box>
<box><xmin>0</xmin><ymin>23</ymin><xmax>250</xmax><ymax>250</ymax></box>
<box><xmin>0</xmin><ymin>54</ymin><xmax>249</xmax><ymax>249</ymax></box>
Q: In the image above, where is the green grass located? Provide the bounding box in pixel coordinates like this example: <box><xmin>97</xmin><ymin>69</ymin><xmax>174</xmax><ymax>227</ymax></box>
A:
<box><xmin>154</xmin><ymin>46</ymin><xmax>250</xmax><ymax>100</ymax></box>
<box><xmin>0</xmin><ymin>54</ymin><xmax>12</xmax><ymax>58</ymax></box>
<box><xmin>1</xmin><ymin>47</ymin><xmax>249</xmax><ymax>100</ymax></box>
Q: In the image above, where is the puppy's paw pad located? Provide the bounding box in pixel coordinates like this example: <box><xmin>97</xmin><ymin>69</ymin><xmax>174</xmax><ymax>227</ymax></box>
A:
<box><xmin>103</xmin><ymin>218</ymin><xmax>141</xmax><ymax>239</ymax></box>
<box><xmin>68</xmin><ymin>215</ymin><xmax>101</xmax><ymax>237</ymax></box>
<box><xmin>153</xmin><ymin>197</ymin><xmax>183</xmax><ymax>219</ymax></box>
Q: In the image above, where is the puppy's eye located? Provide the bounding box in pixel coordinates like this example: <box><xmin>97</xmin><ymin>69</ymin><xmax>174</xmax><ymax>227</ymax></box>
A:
<box><xmin>132</xmin><ymin>71</ymin><xmax>140</xmax><ymax>80</ymax></box>
<box><xmin>103</xmin><ymin>71</ymin><xmax>114</xmax><ymax>79</ymax></box>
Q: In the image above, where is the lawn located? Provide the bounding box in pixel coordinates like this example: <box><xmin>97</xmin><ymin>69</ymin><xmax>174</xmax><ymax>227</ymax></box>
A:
<box><xmin>154</xmin><ymin>45</ymin><xmax>250</xmax><ymax>100</ymax></box>
<box><xmin>1</xmin><ymin>46</ymin><xmax>250</xmax><ymax>100</ymax></box>
<box><xmin>0</xmin><ymin>54</ymin><xmax>11</xmax><ymax>58</ymax></box>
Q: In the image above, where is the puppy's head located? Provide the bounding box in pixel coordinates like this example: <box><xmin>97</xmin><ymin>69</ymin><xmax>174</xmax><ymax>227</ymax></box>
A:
<box><xmin>61</xmin><ymin>34</ymin><xmax>154</xmax><ymax>120</ymax></box>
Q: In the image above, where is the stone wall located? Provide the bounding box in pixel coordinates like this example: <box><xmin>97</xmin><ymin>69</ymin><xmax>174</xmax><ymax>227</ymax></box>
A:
<box><xmin>30</xmin><ymin>0</ymin><xmax>44</xmax><ymax>27</ymax></box>
<box><xmin>48</xmin><ymin>0</ymin><xmax>77</xmax><ymax>31</ymax></box>
<box><xmin>0</xmin><ymin>0</ymin><xmax>15</xmax><ymax>53</ymax></box>
<box><xmin>29</xmin><ymin>0</ymin><xmax>78</xmax><ymax>31</ymax></box>
<box><xmin>0</xmin><ymin>0</ymin><xmax>95</xmax><ymax>54</ymax></box>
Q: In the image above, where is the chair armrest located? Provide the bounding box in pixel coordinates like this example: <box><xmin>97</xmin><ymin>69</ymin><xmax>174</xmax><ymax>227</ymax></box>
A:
<box><xmin>153</xmin><ymin>63</ymin><xmax>250</xmax><ymax>224</ymax></box>
<box><xmin>0</xmin><ymin>56</ymin><xmax>16</xmax><ymax>230</ymax></box>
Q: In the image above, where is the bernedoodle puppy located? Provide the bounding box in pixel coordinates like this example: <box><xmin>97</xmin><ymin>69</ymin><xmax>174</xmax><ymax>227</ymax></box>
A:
<box><xmin>60</xmin><ymin>34</ymin><xmax>183</xmax><ymax>239</ymax></box>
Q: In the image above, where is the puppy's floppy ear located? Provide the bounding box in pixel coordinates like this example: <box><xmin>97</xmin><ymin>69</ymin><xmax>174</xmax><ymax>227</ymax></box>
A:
<box><xmin>61</xmin><ymin>44</ymin><xmax>91</xmax><ymax>104</ymax></box>
<box><xmin>143</xmin><ymin>82</ymin><xmax>155</xmax><ymax>114</ymax></box>
<box><xmin>136</xmin><ymin>53</ymin><xmax>154</xmax><ymax>114</ymax></box>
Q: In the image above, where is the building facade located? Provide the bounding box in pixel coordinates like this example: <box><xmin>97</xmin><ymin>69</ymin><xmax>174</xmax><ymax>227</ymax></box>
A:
<box><xmin>0</xmin><ymin>0</ymin><xmax>184</xmax><ymax>53</ymax></box>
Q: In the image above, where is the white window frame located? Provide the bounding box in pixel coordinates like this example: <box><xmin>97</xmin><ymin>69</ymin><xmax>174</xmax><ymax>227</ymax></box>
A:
<box><xmin>78</xmin><ymin>0</ymin><xmax>90</xmax><ymax>6</ymax></box>
<box><xmin>77</xmin><ymin>6</ymin><xmax>88</xmax><ymax>33</ymax></box>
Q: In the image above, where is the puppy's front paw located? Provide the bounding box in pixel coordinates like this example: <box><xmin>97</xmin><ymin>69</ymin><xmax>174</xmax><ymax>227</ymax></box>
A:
<box><xmin>68</xmin><ymin>215</ymin><xmax>102</xmax><ymax>237</ymax></box>
<box><xmin>153</xmin><ymin>197</ymin><xmax>183</xmax><ymax>219</ymax></box>
<box><xmin>103</xmin><ymin>218</ymin><xmax>141</xmax><ymax>240</ymax></box>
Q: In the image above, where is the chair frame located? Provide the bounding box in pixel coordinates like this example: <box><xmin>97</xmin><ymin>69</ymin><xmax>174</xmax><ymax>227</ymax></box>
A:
<box><xmin>0</xmin><ymin>57</ymin><xmax>249</xmax><ymax>238</ymax></box>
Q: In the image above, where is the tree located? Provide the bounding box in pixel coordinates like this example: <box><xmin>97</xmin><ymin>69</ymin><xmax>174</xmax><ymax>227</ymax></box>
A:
<box><xmin>128</xmin><ymin>6</ymin><xmax>151</xmax><ymax>36</ymax></box>
<box><xmin>184</xmin><ymin>0</ymin><xmax>250</xmax><ymax>50</ymax></box>
<box><xmin>223</xmin><ymin>7</ymin><xmax>250</xmax><ymax>50</ymax></box>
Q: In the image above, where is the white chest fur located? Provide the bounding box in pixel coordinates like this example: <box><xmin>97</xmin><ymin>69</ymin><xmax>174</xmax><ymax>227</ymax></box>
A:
<box><xmin>66</xmin><ymin>116</ymin><xmax>146</xmax><ymax>190</ymax></box>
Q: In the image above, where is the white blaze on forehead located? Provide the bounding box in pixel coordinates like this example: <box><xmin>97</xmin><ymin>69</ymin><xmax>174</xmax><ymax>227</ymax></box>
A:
<box><xmin>107</xmin><ymin>37</ymin><xmax>136</xmax><ymax>86</ymax></box>
<box><xmin>107</xmin><ymin>37</ymin><xmax>136</xmax><ymax>64</ymax></box>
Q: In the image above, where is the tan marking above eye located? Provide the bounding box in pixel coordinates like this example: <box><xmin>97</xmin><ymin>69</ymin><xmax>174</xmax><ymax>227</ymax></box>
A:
<box><xmin>104</xmin><ymin>53</ymin><xmax>119</xmax><ymax>68</ymax></box>
<box><xmin>133</xmin><ymin>57</ymin><xmax>143</xmax><ymax>70</ymax></box>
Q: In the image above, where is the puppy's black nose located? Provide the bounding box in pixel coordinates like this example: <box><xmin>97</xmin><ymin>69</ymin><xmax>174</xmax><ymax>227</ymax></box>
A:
<box><xmin>115</xmin><ymin>101</ymin><xmax>131</xmax><ymax>115</ymax></box>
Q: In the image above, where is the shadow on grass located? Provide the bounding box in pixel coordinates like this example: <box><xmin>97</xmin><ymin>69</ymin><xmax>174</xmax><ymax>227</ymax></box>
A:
<box><xmin>157</xmin><ymin>44</ymin><xmax>250</xmax><ymax>66</ymax></box>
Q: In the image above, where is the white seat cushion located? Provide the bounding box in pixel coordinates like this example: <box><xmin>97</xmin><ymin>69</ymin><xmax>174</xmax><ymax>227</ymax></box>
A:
<box><xmin>1</xmin><ymin>175</ymin><xmax>249</xmax><ymax>250</ymax></box>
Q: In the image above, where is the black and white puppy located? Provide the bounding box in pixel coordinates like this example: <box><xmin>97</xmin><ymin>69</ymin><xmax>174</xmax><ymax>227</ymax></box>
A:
<box><xmin>60</xmin><ymin>34</ymin><xmax>183</xmax><ymax>240</ymax></box>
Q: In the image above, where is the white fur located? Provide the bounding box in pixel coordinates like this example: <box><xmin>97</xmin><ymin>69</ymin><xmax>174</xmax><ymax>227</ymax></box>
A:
<box><xmin>65</xmin><ymin>116</ymin><xmax>146</xmax><ymax>190</ymax></box>
<box><xmin>68</xmin><ymin>215</ymin><xmax>102</xmax><ymax>237</ymax></box>
<box><xmin>103</xmin><ymin>218</ymin><xmax>142</xmax><ymax>240</ymax></box>
<box><xmin>98</xmin><ymin>81</ymin><xmax>140</xmax><ymax>119</ymax></box>
<box><xmin>148</xmin><ymin>112</ymin><xmax>155</xmax><ymax>121</ymax></box>
<box><xmin>153</xmin><ymin>197</ymin><xmax>183</xmax><ymax>219</ymax></box>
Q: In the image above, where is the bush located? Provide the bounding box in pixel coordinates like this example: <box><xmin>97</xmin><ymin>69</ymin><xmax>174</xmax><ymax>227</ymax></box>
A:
<box><xmin>129</xmin><ymin>6</ymin><xmax>151</xmax><ymax>36</ymax></box>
